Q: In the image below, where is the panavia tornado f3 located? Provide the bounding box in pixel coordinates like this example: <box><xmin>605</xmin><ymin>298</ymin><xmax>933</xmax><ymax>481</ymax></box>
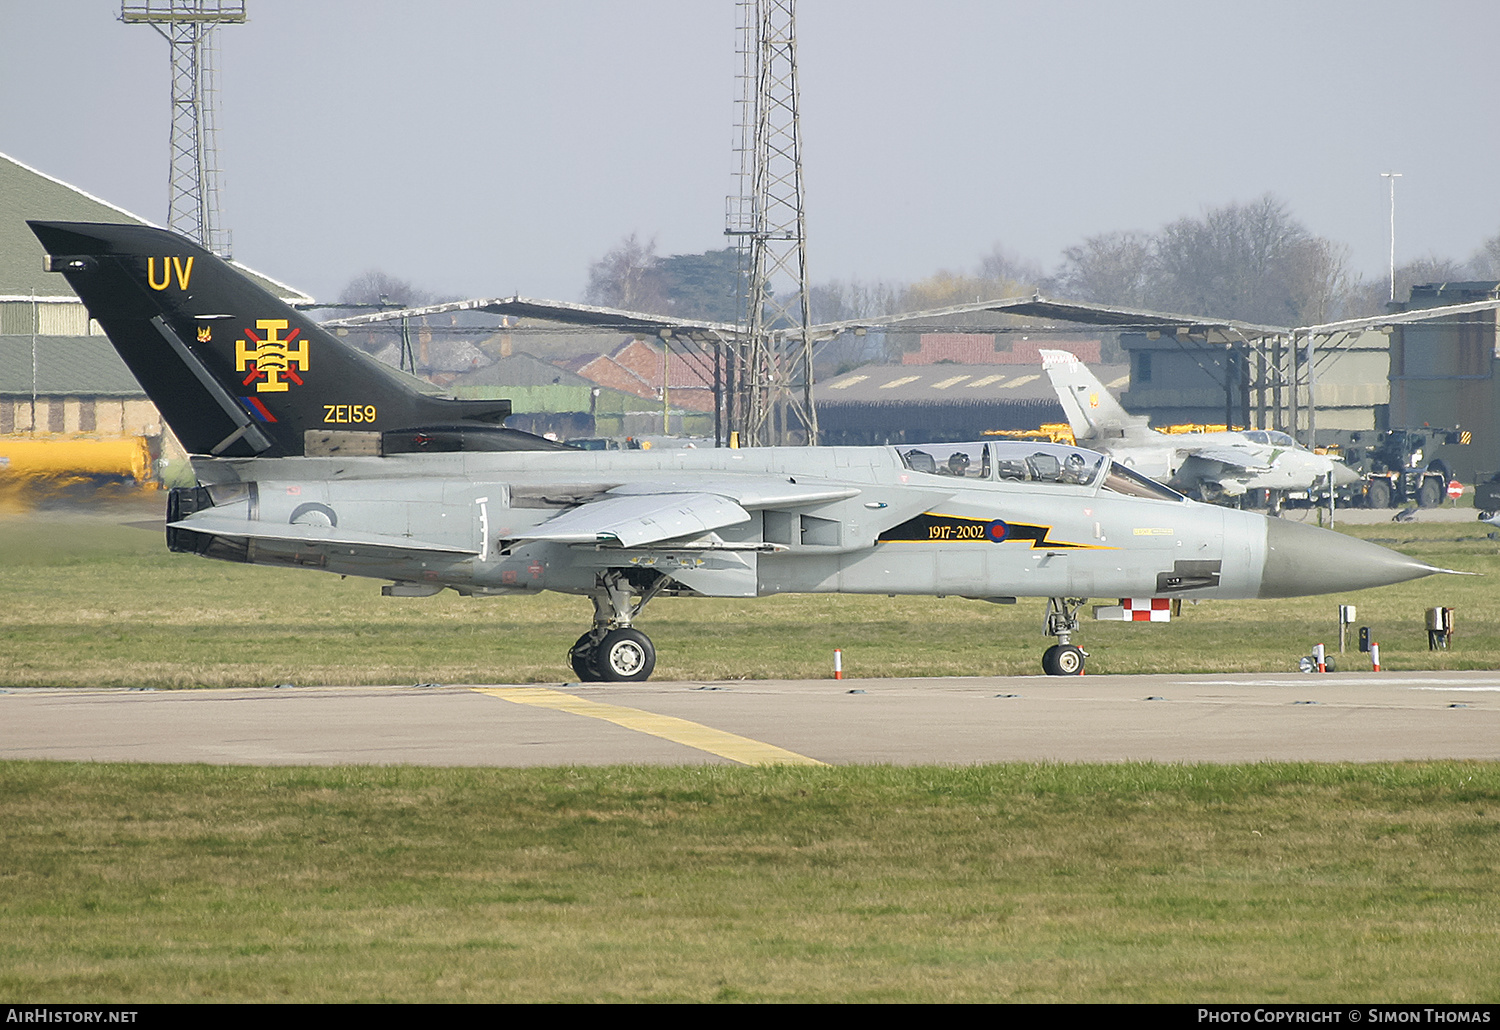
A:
<box><xmin>30</xmin><ymin>221</ymin><xmax>1452</xmax><ymax>679</ymax></box>
<box><xmin>1040</xmin><ymin>348</ymin><xmax>1362</xmax><ymax>506</ymax></box>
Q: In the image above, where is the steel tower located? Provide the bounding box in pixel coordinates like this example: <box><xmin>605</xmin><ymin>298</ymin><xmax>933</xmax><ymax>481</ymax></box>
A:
<box><xmin>726</xmin><ymin>0</ymin><xmax>816</xmax><ymax>446</ymax></box>
<box><xmin>121</xmin><ymin>1</ymin><xmax>245</xmax><ymax>257</ymax></box>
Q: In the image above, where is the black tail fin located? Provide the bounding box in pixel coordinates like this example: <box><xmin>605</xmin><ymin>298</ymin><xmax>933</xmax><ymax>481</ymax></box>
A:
<box><xmin>29</xmin><ymin>220</ymin><xmax>559</xmax><ymax>457</ymax></box>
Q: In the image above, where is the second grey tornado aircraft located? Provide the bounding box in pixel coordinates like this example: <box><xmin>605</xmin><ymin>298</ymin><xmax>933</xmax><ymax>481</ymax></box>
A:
<box><xmin>1040</xmin><ymin>349</ymin><xmax>1362</xmax><ymax>505</ymax></box>
<box><xmin>31</xmin><ymin>220</ymin><xmax>1450</xmax><ymax>679</ymax></box>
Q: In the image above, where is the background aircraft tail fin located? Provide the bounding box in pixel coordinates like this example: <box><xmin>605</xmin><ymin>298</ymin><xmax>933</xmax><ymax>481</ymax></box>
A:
<box><xmin>1039</xmin><ymin>348</ymin><xmax>1150</xmax><ymax>443</ymax></box>
<box><xmin>29</xmin><ymin>220</ymin><xmax>555</xmax><ymax>458</ymax></box>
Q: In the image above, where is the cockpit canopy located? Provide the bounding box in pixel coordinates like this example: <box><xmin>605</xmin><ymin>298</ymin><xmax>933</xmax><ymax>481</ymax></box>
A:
<box><xmin>1243</xmin><ymin>429</ymin><xmax>1301</xmax><ymax>449</ymax></box>
<box><xmin>896</xmin><ymin>441</ymin><xmax>1184</xmax><ymax>502</ymax></box>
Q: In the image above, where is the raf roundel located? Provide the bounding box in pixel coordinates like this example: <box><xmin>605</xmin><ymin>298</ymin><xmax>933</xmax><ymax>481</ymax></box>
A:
<box><xmin>986</xmin><ymin>519</ymin><xmax>1009</xmax><ymax>543</ymax></box>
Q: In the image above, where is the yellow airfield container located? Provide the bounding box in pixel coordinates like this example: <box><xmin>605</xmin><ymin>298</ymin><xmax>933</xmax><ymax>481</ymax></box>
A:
<box><xmin>0</xmin><ymin>435</ymin><xmax>155</xmax><ymax>486</ymax></box>
<box><xmin>982</xmin><ymin>423</ymin><xmax>1077</xmax><ymax>445</ymax></box>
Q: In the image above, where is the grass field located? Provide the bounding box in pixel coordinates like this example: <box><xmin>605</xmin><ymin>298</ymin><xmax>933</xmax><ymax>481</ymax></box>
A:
<box><xmin>4</xmin><ymin>501</ymin><xmax>1499</xmax><ymax>1003</ymax></box>
<box><xmin>2</xmin><ymin>760</ymin><xmax>1497</xmax><ymax>1003</ymax></box>
<box><xmin>2</xmin><ymin>501</ymin><xmax>1500</xmax><ymax>687</ymax></box>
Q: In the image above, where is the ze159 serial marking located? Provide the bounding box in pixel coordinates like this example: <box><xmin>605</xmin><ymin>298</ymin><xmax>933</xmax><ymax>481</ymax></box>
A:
<box><xmin>323</xmin><ymin>405</ymin><xmax>378</xmax><ymax>423</ymax></box>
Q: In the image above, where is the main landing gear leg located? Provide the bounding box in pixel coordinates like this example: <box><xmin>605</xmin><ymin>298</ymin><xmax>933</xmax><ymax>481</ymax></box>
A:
<box><xmin>568</xmin><ymin>571</ymin><xmax>665</xmax><ymax>683</ymax></box>
<box><xmin>1041</xmin><ymin>597</ymin><xmax>1088</xmax><ymax>676</ymax></box>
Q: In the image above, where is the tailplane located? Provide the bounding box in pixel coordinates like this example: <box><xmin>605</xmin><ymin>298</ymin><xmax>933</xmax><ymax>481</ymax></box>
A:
<box><xmin>1039</xmin><ymin>348</ymin><xmax>1152</xmax><ymax>444</ymax></box>
<box><xmin>29</xmin><ymin>221</ymin><xmax>564</xmax><ymax>457</ymax></box>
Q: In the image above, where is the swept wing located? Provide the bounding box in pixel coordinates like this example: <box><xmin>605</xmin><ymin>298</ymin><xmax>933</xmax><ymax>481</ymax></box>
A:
<box><xmin>1185</xmin><ymin>447</ymin><xmax>1274</xmax><ymax>474</ymax></box>
<box><xmin>516</xmin><ymin>492</ymin><xmax>752</xmax><ymax>547</ymax></box>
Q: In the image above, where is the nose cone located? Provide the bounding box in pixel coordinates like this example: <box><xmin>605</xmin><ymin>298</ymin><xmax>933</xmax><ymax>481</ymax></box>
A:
<box><xmin>1259</xmin><ymin>517</ymin><xmax>1444</xmax><ymax>598</ymax></box>
<box><xmin>1330</xmin><ymin>460</ymin><xmax>1362</xmax><ymax>487</ymax></box>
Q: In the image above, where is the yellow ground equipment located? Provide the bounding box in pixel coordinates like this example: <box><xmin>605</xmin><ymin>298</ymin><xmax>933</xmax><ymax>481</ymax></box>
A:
<box><xmin>0</xmin><ymin>435</ymin><xmax>154</xmax><ymax>483</ymax></box>
<box><xmin>0</xmin><ymin>435</ymin><xmax>158</xmax><ymax>511</ymax></box>
<box><xmin>1159</xmin><ymin>423</ymin><xmax>1242</xmax><ymax>435</ymax></box>
<box><xmin>982</xmin><ymin>422</ymin><xmax>1076</xmax><ymax>445</ymax></box>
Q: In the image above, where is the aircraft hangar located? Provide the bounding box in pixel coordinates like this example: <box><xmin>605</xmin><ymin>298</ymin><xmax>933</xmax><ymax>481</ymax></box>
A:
<box><xmin>810</xmin><ymin>362</ymin><xmax>1127</xmax><ymax>446</ymax></box>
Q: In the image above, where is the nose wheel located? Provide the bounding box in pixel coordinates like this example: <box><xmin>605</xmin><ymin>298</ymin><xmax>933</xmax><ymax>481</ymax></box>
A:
<box><xmin>1041</xmin><ymin>643</ymin><xmax>1085</xmax><ymax>676</ymax></box>
<box><xmin>1041</xmin><ymin>597</ymin><xmax>1088</xmax><ymax>675</ymax></box>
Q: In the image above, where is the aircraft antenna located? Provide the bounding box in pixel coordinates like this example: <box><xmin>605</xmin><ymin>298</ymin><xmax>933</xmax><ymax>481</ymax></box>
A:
<box><xmin>121</xmin><ymin>1</ymin><xmax>246</xmax><ymax>258</ymax></box>
<box><xmin>726</xmin><ymin>0</ymin><xmax>817</xmax><ymax>446</ymax></box>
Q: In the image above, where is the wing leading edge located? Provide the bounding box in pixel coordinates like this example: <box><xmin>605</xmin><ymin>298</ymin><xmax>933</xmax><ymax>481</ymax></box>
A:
<box><xmin>517</xmin><ymin>477</ymin><xmax>866</xmax><ymax>549</ymax></box>
<box><xmin>1182</xmin><ymin>446</ymin><xmax>1274</xmax><ymax>474</ymax></box>
<box><xmin>515</xmin><ymin>492</ymin><xmax>753</xmax><ymax>548</ymax></box>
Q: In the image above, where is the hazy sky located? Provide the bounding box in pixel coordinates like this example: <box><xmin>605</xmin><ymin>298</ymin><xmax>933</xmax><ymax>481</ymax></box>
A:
<box><xmin>4</xmin><ymin>0</ymin><xmax>1498</xmax><ymax>304</ymax></box>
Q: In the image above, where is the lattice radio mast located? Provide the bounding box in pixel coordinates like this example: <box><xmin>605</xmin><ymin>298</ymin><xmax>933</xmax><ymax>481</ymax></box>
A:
<box><xmin>725</xmin><ymin>0</ymin><xmax>817</xmax><ymax>446</ymax></box>
<box><xmin>121</xmin><ymin>1</ymin><xmax>246</xmax><ymax>257</ymax></box>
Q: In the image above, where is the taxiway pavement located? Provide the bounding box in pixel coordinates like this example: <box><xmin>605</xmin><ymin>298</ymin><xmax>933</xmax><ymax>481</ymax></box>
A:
<box><xmin>3</xmin><ymin>670</ymin><xmax>1497</xmax><ymax>767</ymax></box>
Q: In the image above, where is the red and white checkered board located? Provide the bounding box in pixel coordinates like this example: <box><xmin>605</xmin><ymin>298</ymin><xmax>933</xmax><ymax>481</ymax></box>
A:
<box><xmin>1122</xmin><ymin>598</ymin><xmax>1171</xmax><ymax>622</ymax></box>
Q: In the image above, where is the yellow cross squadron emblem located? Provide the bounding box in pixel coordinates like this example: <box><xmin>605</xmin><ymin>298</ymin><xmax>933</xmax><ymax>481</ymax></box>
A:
<box><xmin>236</xmin><ymin>319</ymin><xmax>309</xmax><ymax>393</ymax></box>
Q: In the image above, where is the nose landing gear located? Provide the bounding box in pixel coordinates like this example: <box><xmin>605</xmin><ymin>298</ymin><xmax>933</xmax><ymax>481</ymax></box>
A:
<box><xmin>1041</xmin><ymin>643</ymin><xmax>1086</xmax><ymax>675</ymax></box>
<box><xmin>1042</xmin><ymin>597</ymin><xmax>1088</xmax><ymax>675</ymax></box>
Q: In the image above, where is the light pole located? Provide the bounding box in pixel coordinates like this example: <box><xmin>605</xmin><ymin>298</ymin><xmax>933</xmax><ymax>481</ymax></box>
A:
<box><xmin>1382</xmin><ymin>172</ymin><xmax>1402</xmax><ymax>303</ymax></box>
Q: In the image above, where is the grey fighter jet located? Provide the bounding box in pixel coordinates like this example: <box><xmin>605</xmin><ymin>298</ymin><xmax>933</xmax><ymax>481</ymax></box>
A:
<box><xmin>1041</xmin><ymin>349</ymin><xmax>1361</xmax><ymax>506</ymax></box>
<box><xmin>31</xmin><ymin>221</ymin><xmax>1448</xmax><ymax>679</ymax></box>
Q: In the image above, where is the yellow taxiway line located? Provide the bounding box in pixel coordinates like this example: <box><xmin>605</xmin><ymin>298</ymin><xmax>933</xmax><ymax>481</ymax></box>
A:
<box><xmin>473</xmin><ymin>687</ymin><xmax>826</xmax><ymax>766</ymax></box>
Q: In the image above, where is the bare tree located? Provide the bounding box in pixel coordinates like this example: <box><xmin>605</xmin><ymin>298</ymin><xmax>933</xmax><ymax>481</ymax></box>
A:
<box><xmin>1345</xmin><ymin>254</ymin><xmax>1473</xmax><ymax>316</ymax></box>
<box><xmin>809</xmin><ymin>278</ymin><xmax>904</xmax><ymax>324</ymax></box>
<box><xmin>1140</xmin><ymin>194</ymin><xmax>1366</xmax><ymax>326</ymax></box>
<box><xmin>1467</xmin><ymin>231</ymin><xmax>1500</xmax><ymax>280</ymax></box>
<box><xmin>976</xmin><ymin>243</ymin><xmax>1044</xmax><ymax>294</ymax></box>
<box><xmin>338</xmin><ymin>270</ymin><xmax>433</xmax><ymax>308</ymax></box>
<box><xmin>809</xmin><ymin>278</ymin><xmax>907</xmax><ymax>371</ymax></box>
<box><xmin>900</xmin><ymin>269</ymin><xmax>1016</xmax><ymax>311</ymax></box>
<box><xmin>584</xmin><ymin>233</ymin><xmax>668</xmax><ymax>313</ymax></box>
<box><xmin>1279</xmin><ymin>237</ymin><xmax>1354</xmax><ymax>325</ymax></box>
<box><xmin>1053</xmin><ymin>230</ymin><xmax>1156</xmax><ymax>308</ymax></box>
<box><xmin>1152</xmin><ymin>195</ymin><xmax>1307</xmax><ymax>323</ymax></box>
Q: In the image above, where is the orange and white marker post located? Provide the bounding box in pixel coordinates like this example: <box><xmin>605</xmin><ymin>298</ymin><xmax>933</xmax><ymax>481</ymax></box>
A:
<box><xmin>833</xmin><ymin>649</ymin><xmax>844</xmax><ymax>680</ymax></box>
<box><xmin>1371</xmin><ymin>643</ymin><xmax>1381</xmax><ymax>672</ymax></box>
<box><xmin>1314</xmin><ymin>643</ymin><xmax>1327</xmax><ymax>673</ymax></box>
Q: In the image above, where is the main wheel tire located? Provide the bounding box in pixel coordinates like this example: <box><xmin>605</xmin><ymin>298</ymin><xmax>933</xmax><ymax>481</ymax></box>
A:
<box><xmin>595</xmin><ymin>628</ymin><xmax>656</xmax><ymax>683</ymax></box>
<box><xmin>568</xmin><ymin>632</ymin><xmax>601</xmax><ymax>682</ymax></box>
<box><xmin>1366</xmin><ymin>479</ymin><xmax>1392</xmax><ymax>509</ymax></box>
<box><xmin>1041</xmin><ymin>644</ymin><xmax>1060</xmax><ymax>674</ymax></box>
<box><xmin>1042</xmin><ymin>644</ymin><xmax>1085</xmax><ymax>676</ymax></box>
<box><xmin>1417</xmin><ymin>477</ymin><xmax>1443</xmax><ymax>508</ymax></box>
<box><xmin>1054</xmin><ymin>645</ymin><xmax>1085</xmax><ymax>675</ymax></box>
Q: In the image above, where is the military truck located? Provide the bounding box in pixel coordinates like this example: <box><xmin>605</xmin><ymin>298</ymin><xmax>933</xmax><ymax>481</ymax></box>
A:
<box><xmin>1338</xmin><ymin>428</ymin><xmax>1468</xmax><ymax>508</ymax></box>
<box><xmin>1473</xmin><ymin>471</ymin><xmax>1500</xmax><ymax>518</ymax></box>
